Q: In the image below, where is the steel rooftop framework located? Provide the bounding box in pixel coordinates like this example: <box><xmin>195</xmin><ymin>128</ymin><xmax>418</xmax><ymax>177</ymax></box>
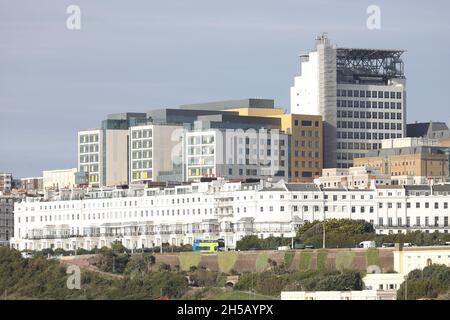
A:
<box><xmin>336</xmin><ymin>48</ymin><xmax>405</xmax><ymax>81</ymax></box>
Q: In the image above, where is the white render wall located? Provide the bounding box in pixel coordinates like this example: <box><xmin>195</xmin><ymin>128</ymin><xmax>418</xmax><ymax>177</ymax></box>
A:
<box><xmin>281</xmin><ymin>290</ymin><xmax>385</xmax><ymax>300</ymax></box>
<box><xmin>43</xmin><ymin>168</ymin><xmax>78</xmax><ymax>190</ymax></box>
<box><xmin>105</xmin><ymin>129</ymin><xmax>129</xmax><ymax>186</ymax></box>
<box><xmin>290</xmin><ymin>52</ymin><xmax>320</xmax><ymax>116</ymax></box>
<box><xmin>394</xmin><ymin>247</ymin><xmax>450</xmax><ymax>274</ymax></box>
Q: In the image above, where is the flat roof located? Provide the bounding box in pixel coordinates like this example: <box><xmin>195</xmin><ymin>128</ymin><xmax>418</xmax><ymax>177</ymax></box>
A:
<box><xmin>180</xmin><ymin>98</ymin><xmax>275</xmax><ymax>111</ymax></box>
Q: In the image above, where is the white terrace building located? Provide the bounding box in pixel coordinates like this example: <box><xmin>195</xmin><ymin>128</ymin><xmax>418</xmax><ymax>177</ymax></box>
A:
<box><xmin>10</xmin><ymin>179</ymin><xmax>450</xmax><ymax>251</ymax></box>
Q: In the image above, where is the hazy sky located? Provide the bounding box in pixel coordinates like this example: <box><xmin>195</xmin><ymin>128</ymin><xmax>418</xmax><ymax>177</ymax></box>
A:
<box><xmin>1</xmin><ymin>0</ymin><xmax>450</xmax><ymax>177</ymax></box>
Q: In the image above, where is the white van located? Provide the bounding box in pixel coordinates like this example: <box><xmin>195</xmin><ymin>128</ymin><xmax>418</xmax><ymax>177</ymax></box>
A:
<box><xmin>359</xmin><ymin>241</ymin><xmax>376</xmax><ymax>248</ymax></box>
<box><xmin>21</xmin><ymin>252</ymin><xmax>33</xmax><ymax>259</ymax></box>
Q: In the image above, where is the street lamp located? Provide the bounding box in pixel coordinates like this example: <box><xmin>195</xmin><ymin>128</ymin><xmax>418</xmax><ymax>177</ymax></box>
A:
<box><xmin>323</xmin><ymin>208</ymin><xmax>326</xmax><ymax>249</ymax></box>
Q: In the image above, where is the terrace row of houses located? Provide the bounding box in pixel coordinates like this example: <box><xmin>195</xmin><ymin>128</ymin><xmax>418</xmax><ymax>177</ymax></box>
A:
<box><xmin>10</xmin><ymin>179</ymin><xmax>450</xmax><ymax>251</ymax></box>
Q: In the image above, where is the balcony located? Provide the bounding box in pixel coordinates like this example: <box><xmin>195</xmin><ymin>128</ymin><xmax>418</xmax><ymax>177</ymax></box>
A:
<box><xmin>376</xmin><ymin>225</ymin><xmax>450</xmax><ymax>230</ymax></box>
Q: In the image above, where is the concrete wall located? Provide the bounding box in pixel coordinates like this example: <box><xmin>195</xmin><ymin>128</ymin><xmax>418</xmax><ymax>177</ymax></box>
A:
<box><xmin>105</xmin><ymin>129</ymin><xmax>129</xmax><ymax>186</ymax></box>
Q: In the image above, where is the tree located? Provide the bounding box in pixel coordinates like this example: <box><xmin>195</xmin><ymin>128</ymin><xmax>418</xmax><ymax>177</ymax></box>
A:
<box><xmin>97</xmin><ymin>249</ymin><xmax>130</xmax><ymax>274</ymax></box>
<box><xmin>236</xmin><ymin>235</ymin><xmax>291</xmax><ymax>251</ymax></box>
<box><xmin>296</xmin><ymin>219</ymin><xmax>375</xmax><ymax>248</ymax></box>
<box><xmin>189</xmin><ymin>269</ymin><xmax>220</xmax><ymax>287</ymax></box>
<box><xmin>283</xmin><ymin>271</ymin><xmax>363</xmax><ymax>292</ymax></box>
<box><xmin>234</xmin><ymin>272</ymin><xmax>257</xmax><ymax>291</ymax></box>
<box><xmin>397</xmin><ymin>264</ymin><xmax>450</xmax><ymax>300</ymax></box>
<box><xmin>236</xmin><ymin>235</ymin><xmax>261</xmax><ymax>251</ymax></box>
<box><xmin>123</xmin><ymin>254</ymin><xmax>155</xmax><ymax>278</ymax></box>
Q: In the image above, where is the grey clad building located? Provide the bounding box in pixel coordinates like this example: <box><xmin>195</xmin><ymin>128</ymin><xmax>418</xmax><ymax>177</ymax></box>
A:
<box><xmin>0</xmin><ymin>196</ymin><xmax>14</xmax><ymax>246</ymax></box>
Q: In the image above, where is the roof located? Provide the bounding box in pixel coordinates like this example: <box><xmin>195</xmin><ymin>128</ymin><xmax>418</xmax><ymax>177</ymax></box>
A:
<box><xmin>407</xmin><ymin>122</ymin><xmax>449</xmax><ymax>138</ymax></box>
<box><xmin>180</xmin><ymin>99</ymin><xmax>275</xmax><ymax>111</ymax></box>
<box><xmin>376</xmin><ymin>185</ymin><xmax>403</xmax><ymax>189</ymax></box>
<box><xmin>404</xmin><ymin>185</ymin><xmax>430</xmax><ymax>192</ymax></box>
<box><xmin>285</xmin><ymin>183</ymin><xmax>319</xmax><ymax>192</ymax></box>
<box><xmin>322</xmin><ymin>187</ymin><xmax>348</xmax><ymax>192</ymax></box>
<box><xmin>432</xmin><ymin>184</ymin><xmax>450</xmax><ymax>192</ymax></box>
<box><xmin>365</xmin><ymin>146</ymin><xmax>447</xmax><ymax>157</ymax></box>
<box><xmin>260</xmin><ymin>187</ymin><xmax>286</xmax><ymax>192</ymax></box>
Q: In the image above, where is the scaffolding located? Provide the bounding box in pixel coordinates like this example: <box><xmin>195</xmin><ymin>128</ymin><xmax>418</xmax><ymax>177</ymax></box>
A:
<box><xmin>336</xmin><ymin>48</ymin><xmax>405</xmax><ymax>82</ymax></box>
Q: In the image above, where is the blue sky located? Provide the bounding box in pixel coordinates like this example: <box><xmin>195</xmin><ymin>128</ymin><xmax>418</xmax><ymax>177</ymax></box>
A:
<box><xmin>1</xmin><ymin>0</ymin><xmax>450</xmax><ymax>177</ymax></box>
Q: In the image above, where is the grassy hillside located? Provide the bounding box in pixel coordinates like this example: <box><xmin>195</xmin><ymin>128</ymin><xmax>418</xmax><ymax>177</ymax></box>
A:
<box><xmin>155</xmin><ymin>248</ymin><xmax>394</xmax><ymax>273</ymax></box>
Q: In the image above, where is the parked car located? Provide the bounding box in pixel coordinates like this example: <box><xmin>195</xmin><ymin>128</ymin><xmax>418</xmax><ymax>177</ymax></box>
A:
<box><xmin>381</xmin><ymin>243</ymin><xmax>395</xmax><ymax>248</ymax></box>
<box><xmin>305</xmin><ymin>245</ymin><xmax>315</xmax><ymax>249</ymax></box>
<box><xmin>403</xmin><ymin>243</ymin><xmax>413</xmax><ymax>247</ymax></box>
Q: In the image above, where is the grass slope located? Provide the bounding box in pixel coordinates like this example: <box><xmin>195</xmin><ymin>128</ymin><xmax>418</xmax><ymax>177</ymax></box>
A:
<box><xmin>284</xmin><ymin>251</ymin><xmax>295</xmax><ymax>269</ymax></box>
<box><xmin>317</xmin><ymin>250</ymin><xmax>328</xmax><ymax>272</ymax></box>
<box><xmin>218</xmin><ymin>252</ymin><xmax>238</xmax><ymax>273</ymax></box>
<box><xmin>255</xmin><ymin>252</ymin><xmax>269</xmax><ymax>272</ymax></box>
<box><xmin>335</xmin><ymin>251</ymin><xmax>355</xmax><ymax>271</ymax></box>
<box><xmin>366</xmin><ymin>248</ymin><xmax>379</xmax><ymax>267</ymax></box>
<box><xmin>178</xmin><ymin>252</ymin><xmax>201</xmax><ymax>271</ymax></box>
<box><xmin>299</xmin><ymin>251</ymin><xmax>313</xmax><ymax>271</ymax></box>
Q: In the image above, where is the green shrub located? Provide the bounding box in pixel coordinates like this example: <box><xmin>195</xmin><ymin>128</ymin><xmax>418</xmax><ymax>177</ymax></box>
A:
<box><xmin>255</xmin><ymin>272</ymin><xmax>284</xmax><ymax>297</ymax></box>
